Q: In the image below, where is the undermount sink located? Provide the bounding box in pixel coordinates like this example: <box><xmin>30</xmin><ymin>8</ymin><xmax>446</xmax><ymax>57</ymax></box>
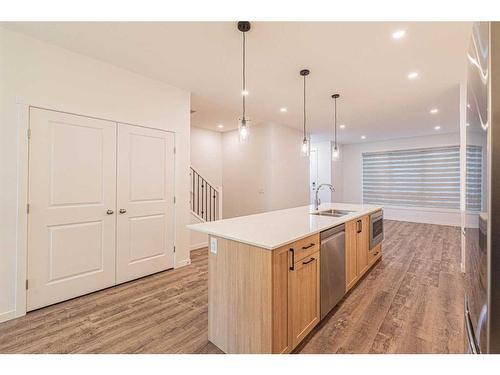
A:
<box><xmin>310</xmin><ymin>209</ymin><xmax>355</xmax><ymax>217</ymax></box>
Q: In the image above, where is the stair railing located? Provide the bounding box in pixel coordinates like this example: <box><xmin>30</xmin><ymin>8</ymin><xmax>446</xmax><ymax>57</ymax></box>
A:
<box><xmin>190</xmin><ymin>167</ymin><xmax>220</xmax><ymax>222</ymax></box>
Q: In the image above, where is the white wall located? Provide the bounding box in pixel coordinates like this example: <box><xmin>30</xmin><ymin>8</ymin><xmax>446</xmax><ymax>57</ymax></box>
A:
<box><xmin>190</xmin><ymin>126</ymin><xmax>223</xmax><ymax>187</ymax></box>
<box><xmin>221</xmin><ymin>122</ymin><xmax>309</xmax><ymax>218</ymax></box>
<box><xmin>222</xmin><ymin>123</ymin><xmax>271</xmax><ymax>218</ymax></box>
<box><xmin>189</xmin><ymin>213</ymin><xmax>209</xmax><ymax>250</ymax></box>
<box><xmin>267</xmin><ymin>123</ymin><xmax>310</xmax><ymax>211</ymax></box>
<box><xmin>310</xmin><ymin>141</ymin><xmax>344</xmax><ymax>204</ymax></box>
<box><xmin>189</xmin><ymin>126</ymin><xmax>223</xmax><ymax>250</ymax></box>
<box><xmin>342</xmin><ymin>132</ymin><xmax>462</xmax><ymax>226</ymax></box>
<box><xmin>0</xmin><ymin>27</ymin><xmax>191</xmax><ymax>322</ymax></box>
<box><xmin>189</xmin><ymin>123</ymin><xmax>308</xmax><ymax>247</ymax></box>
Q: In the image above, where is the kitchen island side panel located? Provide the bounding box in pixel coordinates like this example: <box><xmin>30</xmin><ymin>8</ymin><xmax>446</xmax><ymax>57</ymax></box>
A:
<box><xmin>208</xmin><ymin>236</ymin><xmax>273</xmax><ymax>353</ymax></box>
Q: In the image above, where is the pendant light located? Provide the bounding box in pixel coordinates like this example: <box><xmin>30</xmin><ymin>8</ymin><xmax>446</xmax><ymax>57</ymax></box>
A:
<box><xmin>300</xmin><ymin>69</ymin><xmax>310</xmax><ymax>156</ymax></box>
<box><xmin>331</xmin><ymin>94</ymin><xmax>340</xmax><ymax>161</ymax></box>
<box><xmin>237</xmin><ymin>21</ymin><xmax>251</xmax><ymax>143</ymax></box>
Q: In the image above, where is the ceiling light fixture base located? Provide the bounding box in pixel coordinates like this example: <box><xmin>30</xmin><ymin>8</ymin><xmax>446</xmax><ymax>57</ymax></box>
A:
<box><xmin>300</xmin><ymin>69</ymin><xmax>310</xmax><ymax>76</ymax></box>
<box><xmin>237</xmin><ymin>21</ymin><xmax>251</xmax><ymax>32</ymax></box>
<box><xmin>331</xmin><ymin>94</ymin><xmax>340</xmax><ymax>99</ymax></box>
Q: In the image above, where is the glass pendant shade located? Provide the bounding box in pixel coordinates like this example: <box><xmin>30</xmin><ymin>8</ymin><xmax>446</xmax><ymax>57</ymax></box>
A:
<box><xmin>239</xmin><ymin>117</ymin><xmax>250</xmax><ymax>143</ymax></box>
<box><xmin>301</xmin><ymin>137</ymin><xmax>310</xmax><ymax>157</ymax></box>
<box><xmin>332</xmin><ymin>144</ymin><xmax>340</xmax><ymax>161</ymax></box>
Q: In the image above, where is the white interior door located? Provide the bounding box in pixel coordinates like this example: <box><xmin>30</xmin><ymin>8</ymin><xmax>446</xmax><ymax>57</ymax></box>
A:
<box><xmin>116</xmin><ymin>124</ymin><xmax>175</xmax><ymax>284</ymax></box>
<box><xmin>27</xmin><ymin>108</ymin><xmax>117</xmax><ymax>311</ymax></box>
<box><xmin>309</xmin><ymin>148</ymin><xmax>318</xmax><ymax>204</ymax></box>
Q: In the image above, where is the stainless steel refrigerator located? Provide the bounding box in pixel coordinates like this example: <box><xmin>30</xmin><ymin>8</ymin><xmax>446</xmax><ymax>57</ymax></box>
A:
<box><xmin>464</xmin><ymin>21</ymin><xmax>500</xmax><ymax>354</ymax></box>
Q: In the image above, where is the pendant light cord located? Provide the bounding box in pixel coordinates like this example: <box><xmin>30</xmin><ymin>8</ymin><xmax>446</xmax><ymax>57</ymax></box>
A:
<box><xmin>303</xmin><ymin>74</ymin><xmax>306</xmax><ymax>139</ymax></box>
<box><xmin>242</xmin><ymin>31</ymin><xmax>246</xmax><ymax>120</ymax></box>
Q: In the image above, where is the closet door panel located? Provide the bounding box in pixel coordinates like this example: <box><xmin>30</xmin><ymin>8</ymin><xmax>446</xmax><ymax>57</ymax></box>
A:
<box><xmin>116</xmin><ymin>124</ymin><xmax>175</xmax><ymax>283</ymax></box>
<box><xmin>27</xmin><ymin>108</ymin><xmax>117</xmax><ymax>311</ymax></box>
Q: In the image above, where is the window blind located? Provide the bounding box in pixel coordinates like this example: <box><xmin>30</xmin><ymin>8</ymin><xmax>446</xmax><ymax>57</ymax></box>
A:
<box><xmin>466</xmin><ymin>145</ymin><xmax>483</xmax><ymax>212</ymax></box>
<box><xmin>362</xmin><ymin>146</ymin><xmax>463</xmax><ymax>210</ymax></box>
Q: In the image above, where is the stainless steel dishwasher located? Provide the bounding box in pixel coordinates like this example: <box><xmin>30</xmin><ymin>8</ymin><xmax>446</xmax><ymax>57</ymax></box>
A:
<box><xmin>320</xmin><ymin>224</ymin><xmax>346</xmax><ymax>320</ymax></box>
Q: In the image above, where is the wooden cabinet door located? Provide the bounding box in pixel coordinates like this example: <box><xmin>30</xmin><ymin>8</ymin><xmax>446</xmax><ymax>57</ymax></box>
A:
<box><xmin>272</xmin><ymin>246</ymin><xmax>292</xmax><ymax>354</ymax></box>
<box><xmin>345</xmin><ymin>220</ymin><xmax>358</xmax><ymax>291</ymax></box>
<box><xmin>289</xmin><ymin>251</ymin><xmax>320</xmax><ymax>349</ymax></box>
<box><xmin>356</xmin><ymin>215</ymin><xmax>370</xmax><ymax>277</ymax></box>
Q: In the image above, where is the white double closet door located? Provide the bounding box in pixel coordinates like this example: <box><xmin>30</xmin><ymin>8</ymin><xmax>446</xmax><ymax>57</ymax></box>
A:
<box><xmin>27</xmin><ymin>108</ymin><xmax>174</xmax><ymax>311</ymax></box>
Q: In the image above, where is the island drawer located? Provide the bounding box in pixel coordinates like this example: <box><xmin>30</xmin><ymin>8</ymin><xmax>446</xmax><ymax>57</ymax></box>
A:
<box><xmin>290</xmin><ymin>233</ymin><xmax>320</xmax><ymax>263</ymax></box>
<box><xmin>369</xmin><ymin>243</ymin><xmax>382</xmax><ymax>264</ymax></box>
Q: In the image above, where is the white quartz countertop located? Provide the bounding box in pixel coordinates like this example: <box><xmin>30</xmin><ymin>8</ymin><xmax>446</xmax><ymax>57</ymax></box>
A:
<box><xmin>187</xmin><ymin>202</ymin><xmax>382</xmax><ymax>250</ymax></box>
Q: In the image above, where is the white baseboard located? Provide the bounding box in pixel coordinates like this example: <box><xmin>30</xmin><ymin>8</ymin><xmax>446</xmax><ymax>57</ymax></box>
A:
<box><xmin>384</xmin><ymin>207</ymin><xmax>461</xmax><ymax>226</ymax></box>
<box><xmin>175</xmin><ymin>258</ymin><xmax>192</xmax><ymax>268</ymax></box>
<box><xmin>190</xmin><ymin>242</ymin><xmax>208</xmax><ymax>251</ymax></box>
<box><xmin>0</xmin><ymin>309</ymin><xmax>16</xmax><ymax>323</ymax></box>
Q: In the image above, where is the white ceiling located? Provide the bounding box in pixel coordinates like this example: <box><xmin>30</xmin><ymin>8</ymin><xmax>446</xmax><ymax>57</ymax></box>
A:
<box><xmin>3</xmin><ymin>22</ymin><xmax>471</xmax><ymax>143</ymax></box>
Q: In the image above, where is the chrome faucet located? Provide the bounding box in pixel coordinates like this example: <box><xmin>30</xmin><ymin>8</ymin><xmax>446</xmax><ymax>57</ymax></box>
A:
<box><xmin>314</xmin><ymin>183</ymin><xmax>335</xmax><ymax>211</ymax></box>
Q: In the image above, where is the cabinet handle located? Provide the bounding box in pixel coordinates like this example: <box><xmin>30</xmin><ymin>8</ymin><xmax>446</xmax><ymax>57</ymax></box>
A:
<box><xmin>302</xmin><ymin>257</ymin><xmax>315</xmax><ymax>265</ymax></box>
<box><xmin>302</xmin><ymin>243</ymin><xmax>315</xmax><ymax>250</ymax></box>
<box><xmin>289</xmin><ymin>248</ymin><xmax>295</xmax><ymax>270</ymax></box>
<box><xmin>119</xmin><ymin>208</ymin><xmax>127</xmax><ymax>214</ymax></box>
<box><xmin>106</xmin><ymin>209</ymin><xmax>114</xmax><ymax>215</ymax></box>
<box><xmin>373</xmin><ymin>252</ymin><xmax>379</xmax><ymax>256</ymax></box>
<box><xmin>357</xmin><ymin>220</ymin><xmax>362</xmax><ymax>233</ymax></box>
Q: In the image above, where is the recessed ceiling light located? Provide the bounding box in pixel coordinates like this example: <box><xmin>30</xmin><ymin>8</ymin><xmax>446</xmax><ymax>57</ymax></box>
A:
<box><xmin>466</xmin><ymin>122</ymin><xmax>470</xmax><ymax>127</ymax></box>
<box><xmin>241</xmin><ymin>90</ymin><xmax>249</xmax><ymax>96</ymax></box>
<box><xmin>434</xmin><ymin>125</ymin><xmax>441</xmax><ymax>130</ymax></box>
<box><xmin>280</xmin><ymin>107</ymin><xmax>287</xmax><ymax>112</ymax></box>
<box><xmin>339</xmin><ymin>124</ymin><xmax>346</xmax><ymax>129</ymax></box>
<box><xmin>361</xmin><ymin>135</ymin><xmax>366</xmax><ymax>140</ymax></box>
<box><xmin>392</xmin><ymin>29</ymin><xmax>406</xmax><ymax>39</ymax></box>
<box><xmin>408</xmin><ymin>72</ymin><xmax>419</xmax><ymax>80</ymax></box>
<box><xmin>430</xmin><ymin>108</ymin><xmax>439</xmax><ymax>114</ymax></box>
<box><xmin>217</xmin><ymin>124</ymin><xmax>224</xmax><ymax>129</ymax></box>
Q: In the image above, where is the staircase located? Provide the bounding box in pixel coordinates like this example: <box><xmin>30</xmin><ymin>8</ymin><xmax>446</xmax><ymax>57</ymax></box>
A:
<box><xmin>190</xmin><ymin>167</ymin><xmax>221</xmax><ymax>222</ymax></box>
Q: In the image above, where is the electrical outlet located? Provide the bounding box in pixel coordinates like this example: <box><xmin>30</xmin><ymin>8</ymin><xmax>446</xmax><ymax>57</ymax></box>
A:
<box><xmin>210</xmin><ymin>237</ymin><xmax>218</xmax><ymax>254</ymax></box>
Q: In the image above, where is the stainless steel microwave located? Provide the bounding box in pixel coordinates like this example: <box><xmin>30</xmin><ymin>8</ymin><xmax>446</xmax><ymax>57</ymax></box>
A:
<box><xmin>370</xmin><ymin>210</ymin><xmax>383</xmax><ymax>249</ymax></box>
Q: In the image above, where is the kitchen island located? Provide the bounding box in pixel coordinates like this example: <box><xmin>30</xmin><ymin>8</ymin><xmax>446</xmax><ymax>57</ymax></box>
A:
<box><xmin>187</xmin><ymin>203</ymin><xmax>383</xmax><ymax>354</ymax></box>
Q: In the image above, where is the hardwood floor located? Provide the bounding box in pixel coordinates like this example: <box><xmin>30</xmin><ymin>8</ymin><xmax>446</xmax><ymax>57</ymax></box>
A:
<box><xmin>298</xmin><ymin>220</ymin><xmax>465</xmax><ymax>354</ymax></box>
<box><xmin>0</xmin><ymin>248</ymin><xmax>217</xmax><ymax>354</ymax></box>
<box><xmin>0</xmin><ymin>220</ymin><xmax>464</xmax><ymax>354</ymax></box>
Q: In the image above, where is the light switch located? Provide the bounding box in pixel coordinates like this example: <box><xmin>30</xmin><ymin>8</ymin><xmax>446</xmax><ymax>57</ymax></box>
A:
<box><xmin>210</xmin><ymin>237</ymin><xmax>218</xmax><ymax>254</ymax></box>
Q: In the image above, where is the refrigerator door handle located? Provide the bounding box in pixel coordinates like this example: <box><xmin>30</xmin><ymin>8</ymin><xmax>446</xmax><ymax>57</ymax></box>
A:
<box><xmin>465</xmin><ymin>297</ymin><xmax>479</xmax><ymax>354</ymax></box>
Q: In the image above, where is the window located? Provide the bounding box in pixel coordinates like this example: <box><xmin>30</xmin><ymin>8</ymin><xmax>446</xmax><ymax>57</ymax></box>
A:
<box><xmin>362</xmin><ymin>145</ymin><xmax>482</xmax><ymax>211</ymax></box>
<box><xmin>466</xmin><ymin>145</ymin><xmax>483</xmax><ymax>212</ymax></box>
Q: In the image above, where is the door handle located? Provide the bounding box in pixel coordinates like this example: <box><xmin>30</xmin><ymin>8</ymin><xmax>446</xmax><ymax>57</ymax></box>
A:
<box><xmin>465</xmin><ymin>308</ymin><xmax>479</xmax><ymax>353</ymax></box>
<box><xmin>289</xmin><ymin>248</ymin><xmax>295</xmax><ymax>271</ymax></box>
<box><xmin>356</xmin><ymin>220</ymin><xmax>362</xmax><ymax>233</ymax></box>
<box><xmin>106</xmin><ymin>209</ymin><xmax>114</xmax><ymax>215</ymax></box>
<box><xmin>119</xmin><ymin>209</ymin><xmax>127</xmax><ymax>214</ymax></box>
<box><xmin>302</xmin><ymin>257</ymin><xmax>315</xmax><ymax>265</ymax></box>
